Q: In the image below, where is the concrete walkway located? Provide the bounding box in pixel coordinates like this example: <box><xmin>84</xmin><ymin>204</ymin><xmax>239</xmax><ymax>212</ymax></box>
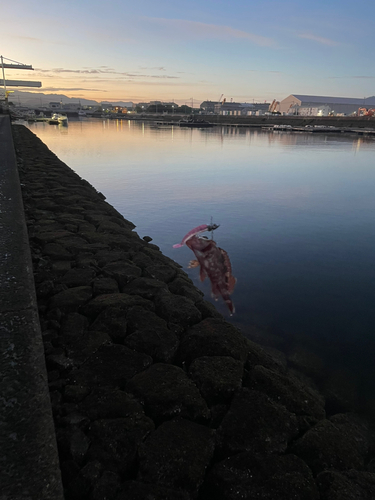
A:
<box><xmin>0</xmin><ymin>115</ymin><xmax>63</xmax><ymax>499</ymax></box>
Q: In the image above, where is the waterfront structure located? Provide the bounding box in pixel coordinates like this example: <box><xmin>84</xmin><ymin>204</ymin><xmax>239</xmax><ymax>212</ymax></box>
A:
<box><xmin>279</xmin><ymin>94</ymin><xmax>375</xmax><ymax>116</ymax></box>
<box><xmin>213</xmin><ymin>101</ymin><xmax>270</xmax><ymax>116</ymax></box>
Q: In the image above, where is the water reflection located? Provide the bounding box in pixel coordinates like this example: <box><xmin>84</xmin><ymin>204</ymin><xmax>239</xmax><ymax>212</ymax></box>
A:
<box><xmin>27</xmin><ymin>119</ymin><xmax>375</xmax><ymax>415</ymax></box>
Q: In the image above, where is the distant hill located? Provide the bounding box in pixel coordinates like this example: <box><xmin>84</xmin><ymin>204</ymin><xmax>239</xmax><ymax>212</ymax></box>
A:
<box><xmin>9</xmin><ymin>90</ymin><xmax>134</xmax><ymax>108</ymax></box>
<box><xmin>10</xmin><ymin>90</ymin><xmax>100</xmax><ymax>108</ymax></box>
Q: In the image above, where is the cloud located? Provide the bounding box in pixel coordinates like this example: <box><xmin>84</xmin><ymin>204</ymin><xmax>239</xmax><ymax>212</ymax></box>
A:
<box><xmin>146</xmin><ymin>18</ymin><xmax>276</xmax><ymax>47</ymax></box>
<box><xmin>32</xmin><ymin>87</ymin><xmax>106</xmax><ymax>92</ymax></box>
<box><xmin>329</xmin><ymin>75</ymin><xmax>375</xmax><ymax>80</ymax></box>
<box><xmin>35</xmin><ymin>67</ymin><xmax>179</xmax><ymax>79</ymax></box>
<box><xmin>297</xmin><ymin>33</ymin><xmax>339</xmax><ymax>46</ymax></box>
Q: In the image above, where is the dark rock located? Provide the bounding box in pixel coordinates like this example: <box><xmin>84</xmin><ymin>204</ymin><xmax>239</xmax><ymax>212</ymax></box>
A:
<box><xmin>115</xmin><ymin>481</ymin><xmax>190</xmax><ymax>500</ymax></box>
<box><xmin>64</xmin><ymin>385</ymin><xmax>91</xmax><ymax>403</ymax></box>
<box><xmin>246</xmin><ymin>338</ymin><xmax>287</xmax><ymax>373</ymax></box>
<box><xmin>244</xmin><ymin>365</ymin><xmax>325</xmax><ymax>421</ymax></box>
<box><xmin>195</xmin><ymin>299</ymin><xmax>224</xmax><ymax>319</ymax></box>
<box><xmin>80</xmin><ymin>293</ymin><xmax>154</xmax><ymax>318</ymax></box>
<box><xmin>75</xmin><ymin>253</ymin><xmax>98</xmax><ymax>268</ymax></box>
<box><xmin>144</xmin><ymin>264</ymin><xmax>177</xmax><ymax>283</ymax></box>
<box><xmin>61</xmin><ymin>312</ymin><xmax>89</xmax><ymax>340</ymax></box>
<box><xmin>102</xmin><ymin>261</ymin><xmax>142</xmax><ymax>287</ymax></box>
<box><xmin>317</xmin><ymin>470</ymin><xmax>375</xmax><ymax>500</ymax></box>
<box><xmin>201</xmin><ymin>452</ymin><xmax>319</xmax><ymax>500</ymax></box>
<box><xmin>138</xmin><ymin>419</ymin><xmax>215</xmax><ymax>496</ymax></box>
<box><xmin>36</xmin><ymin>279</ymin><xmax>55</xmax><ymax>298</ymax></box>
<box><xmin>91</xmin><ymin>471</ymin><xmax>121</xmax><ymax>500</ymax></box>
<box><xmin>87</xmin><ymin>416</ymin><xmax>154</xmax><ymax>475</ymax></box>
<box><xmin>290</xmin><ymin>419</ymin><xmax>365</xmax><ymax>474</ymax></box>
<box><xmin>142</xmin><ymin>236</ymin><xmax>153</xmax><ymax>242</ymax></box>
<box><xmin>168</xmin><ymin>277</ymin><xmax>204</xmax><ymax>303</ymax></box>
<box><xmin>329</xmin><ymin>413</ymin><xmax>371</xmax><ymax>457</ymax></box>
<box><xmin>65</xmin><ymin>460</ymin><xmax>103</xmax><ymax>500</ymax></box>
<box><xmin>124</xmin><ymin>327</ymin><xmax>179</xmax><ymax>363</ymax></box>
<box><xmin>155</xmin><ymin>291</ymin><xmax>202</xmax><ymax>327</ymax></box>
<box><xmin>46</xmin><ymin>354</ymin><xmax>74</xmax><ymax>372</ymax></box>
<box><xmin>58</xmin><ymin>235</ymin><xmax>93</xmax><ymax>254</ymax></box>
<box><xmin>89</xmin><ymin>307</ymin><xmax>127</xmax><ymax>343</ymax></box>
<box><xmin>79</xmin><ymin>387</ymin><xmax>144</xmax><ymax>420</ymax></box>
<box><xmin>61</xmin><ymin>268</ymin><xmax>96</xmax><ymax>287</ymax></box>
<box><xmin>216</xmin><ymin>388</ymin><xmax>299</xmax><ymax>456</ymax></box>
<box><xmin>188</xmin><ymin>356</ymin><xmax>244</xmax><ymax>405</ymax></box>
<box><xmin>92</xmin><ymin>277</ymin><xmax>119</xmax><ymax>296</ymax></box>
<box><xmin>69</xmin><ymin>429</ymin><xmax>91</xmax><ymax>464</ymax></box>
<box><xmin>126</xmin><ymin>306</ymin><xmax>168</xmax><ymax>333</ymax></box>
<box><xmin>65</xmin><ymin>330</ymin><xmax>111</xmax><ymax>365</ymax></box>
<box><xmin>131</xmin><ymin>252</ymin><xmax>153</xmax><ymax>269</ymax></box>
<box><xmin>176</xmin><ymin>318</ymin><xmax>249</xmax><ymax>368</ymax></box>
<box><xmin>51</xmin><ymin>260</ymin><xmax>72</xmax><ymax>274</ymax></box>
<box><xmin>69</xmin><ymin>344</ymin><xmax>152</xmax><ymax>388</ymax></box>
<box><xmin>95</xmin><ymin>249</ymin><xmax>130</xmax><ymax>267</ymax></box>
<box><xmin>43</xmin><ymin>242</ymin><xmax>72</xmax><ymax>260</ymax></box>
<box><xmin>127</xmin><ymin>363</ymin><xmax>210</xmax><ymax>423</ymax></box>
<box><xmin>49</xmin><ymin>286</ymin><xmax>93</xmax><ymax>311</ymax></box>
<box><xmin>122</xmin><ymin>277</ymin><xmax>168</xmax><ymax>299</ymax></box>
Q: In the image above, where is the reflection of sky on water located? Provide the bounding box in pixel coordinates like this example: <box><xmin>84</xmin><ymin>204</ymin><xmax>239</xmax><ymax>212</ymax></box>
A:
<box><xmin>28</xmin><ymin>119</ymin><xmax>375</xmax><ymax>405</ymax></box>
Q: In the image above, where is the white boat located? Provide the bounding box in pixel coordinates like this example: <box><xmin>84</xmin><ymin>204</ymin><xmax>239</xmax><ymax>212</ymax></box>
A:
<box><xmin>51</xmin><ymin>113</ymin><xmax>68</xmax><ymax>125</ymax></box>
<box><xmin>78</xmin><ymin>109</ymin><xmax>86</xmax><ymax>117</ymax></box>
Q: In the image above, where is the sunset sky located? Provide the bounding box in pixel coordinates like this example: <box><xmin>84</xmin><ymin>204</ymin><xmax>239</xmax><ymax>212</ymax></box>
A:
<box><xmin>1</xmin><ymin>0</ymin><xmax>374</xmax><ymax>105</ymax></box>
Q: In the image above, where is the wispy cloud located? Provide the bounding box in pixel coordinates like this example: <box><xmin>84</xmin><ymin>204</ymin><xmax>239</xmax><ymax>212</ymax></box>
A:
<box><xmin>146</xmin><ymin>18</ymin><xmax>276</xmax><ymax>47</ymax></box>
<box><xmin>329</xmin><ymin>75</ymin><xmax>375</xmax><ymax>80</ymax></box>
<box><xmin>297</xmin><ymin>33</ymin><xmax>339</xmax><ymax>46</ymax></box>
<box><xmin>32</xmin><ymin>87</ymin><xmax>106</xmax><ymax>92</ymax></box>
<box><xmin>35</xmin><ymin>67</ymin><xmax>179</xmax><ymax>79</ymax></box>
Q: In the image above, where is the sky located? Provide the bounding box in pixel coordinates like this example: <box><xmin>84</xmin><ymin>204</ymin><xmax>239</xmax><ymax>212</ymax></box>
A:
<box><xmin>1</xmin><ymin>0</ymin><xmax>375</xmax><ymax>105</ymax></box>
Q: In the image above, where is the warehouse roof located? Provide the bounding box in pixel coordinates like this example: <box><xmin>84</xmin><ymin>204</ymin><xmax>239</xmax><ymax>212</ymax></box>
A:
<box><xmin>291</xmin><ymin>94</ymin><xmax>375</xmax><ymax>106</ymax></box>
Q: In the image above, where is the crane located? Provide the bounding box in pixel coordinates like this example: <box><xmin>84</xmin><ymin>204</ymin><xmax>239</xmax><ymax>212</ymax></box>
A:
<box><xmin>217</xmin><ymin>93</ymin><xmax>224</xmax><ymax>104</ymax></box>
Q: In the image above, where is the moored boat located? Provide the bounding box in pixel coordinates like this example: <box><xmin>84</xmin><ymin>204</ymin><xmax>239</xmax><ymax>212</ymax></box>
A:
<box><xmin>179</xmin><ymin>118</ymin><xmax>214</xmax><ymax>128</ymax></box>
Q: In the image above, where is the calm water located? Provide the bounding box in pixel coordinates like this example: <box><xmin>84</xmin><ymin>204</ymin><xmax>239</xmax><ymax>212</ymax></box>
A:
<box><xmin>26</xmin><ymin>118</ymin><xmax>375</xmax><ymax>408</ymax></box>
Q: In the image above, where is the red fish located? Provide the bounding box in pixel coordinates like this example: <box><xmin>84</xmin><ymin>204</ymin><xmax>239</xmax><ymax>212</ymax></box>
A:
<box><xmin>173</xmin><ymin>224</ymin><xmax>236</xmax><ymax>314</ymax></box>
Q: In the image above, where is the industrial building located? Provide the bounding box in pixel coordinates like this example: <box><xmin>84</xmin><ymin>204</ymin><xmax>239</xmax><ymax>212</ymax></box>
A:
<box><xmin>278</xmin><ymin>94</ymin><xmax>375</xmax><ymax>116</ymax></box>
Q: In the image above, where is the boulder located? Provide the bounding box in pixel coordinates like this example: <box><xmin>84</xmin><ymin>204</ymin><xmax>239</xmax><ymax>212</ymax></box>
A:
<box><xmin>69</xmin><ymin>344</ymin><xmax>152</xmax><ymax>388</ymax></box>
<box><xmin>87</xmin><ymin>416</ymin><xmax>154</xmax><ymax>476</ymax></box>
<box><xmin>176</xmin><ymin>318</ymin><xmax>249</xmax><ymax>367</ymax></box>
<box><xmin>216</xmin><ymin>388</ymin><xmax>299</xmax><ymax>456</ymax></box>
<box><xmin>201</xmin><ymin>452</ymin><xmax>319</xmax><ymax>500</ymax></box>
<box><xmin>49</xmin><ymin>286</ymin><xmax>93</xmax><ymax>311</ymax></box>
<box><xmin>138</xmin><ymin>419</ymin><xmax>215</xmax><ymax>497</ymax></box>
<box><xmin>244</xmin><ymin>365</ymin><xmax>325</xmax><ymax>421</ymax></box>
<box><xmin>127</xmin><ymin>363</ymin><xmax>210</xmax><ymax>423</ymax></box>
<box><xmin>155</xmin><ymin>292</ymin><xmax>202</xmax><ymax>327</ymax></box>
<box><xmin>122</xmin><ymin>277</ymin><xmax>168</xmax><ymax>299</ymax></box>
<box><xmin>317</xmin><ymin>470</ymin><xmax>375</xmax><ymax>500</ymax></box>
<box><xmin>124</xmin><ymin>328</ymin><xmax>179</xmax><ymax>363</ymax></box>
<box><xmin>188</xmin><ymin>356</ymin><xmax>244</xmax><ymax>405</ymax></box>
<box><xmin>290</xmin><ymin>419</ymin><xmax>365</xmax><ymax>474</ymax></box>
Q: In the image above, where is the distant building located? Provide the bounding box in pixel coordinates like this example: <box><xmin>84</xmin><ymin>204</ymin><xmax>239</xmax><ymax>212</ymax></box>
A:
<box><xmin>49</xmin><ymin>101</ymin><xmax>62</xmax><ymax>109</ymax></box>
<box><xmin>279</xmin><ymin>94</ymin><xmax>375</xmax><ymax>116</ymax></box>
<box><xmin>213</xmin><ymin>101</ymin><xmax>270</xmax><ymax>116</ymax></box>
<box><xmin>200</xmin><ymin>100</ymin><xmax>220</xmax><ymax>113</ymax></box>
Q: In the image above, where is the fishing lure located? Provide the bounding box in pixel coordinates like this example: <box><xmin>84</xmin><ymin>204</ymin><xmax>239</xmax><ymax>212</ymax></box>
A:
<box><xmin>173</xmin><ymin>224</ymin><xmax>236</xmax><ymax>314</ymax></box>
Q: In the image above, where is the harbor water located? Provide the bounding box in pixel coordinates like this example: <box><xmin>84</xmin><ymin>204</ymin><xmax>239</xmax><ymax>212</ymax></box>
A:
<box><xmin>26</xmin><ymin>118</ymin><xmax>375</xmax><ymax>412</ymax></box>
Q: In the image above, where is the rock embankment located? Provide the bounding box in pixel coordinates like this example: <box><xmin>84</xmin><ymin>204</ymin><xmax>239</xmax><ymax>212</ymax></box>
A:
<box><xmin>12</xmin><ymin>124</ymin><xmax>375</xmax><ymax>500</ymax></box>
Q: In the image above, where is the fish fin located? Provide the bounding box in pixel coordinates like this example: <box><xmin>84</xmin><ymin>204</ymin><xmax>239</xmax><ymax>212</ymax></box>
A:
<box><xmin>188</xmin><ymin>260</ymin><xmax>200</xmax><ymax>269</ymax></box>
<box><xmin>199</xmin><ymin>266</ymin><xmax>207</xmax><ymax>282</ymax></box>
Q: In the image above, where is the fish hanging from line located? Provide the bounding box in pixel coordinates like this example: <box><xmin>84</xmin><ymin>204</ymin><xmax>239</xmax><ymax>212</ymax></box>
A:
<box><xmin>173</xmin><ymin>223</ymin><xmax>236</xmax><ymax>315</ymax></box>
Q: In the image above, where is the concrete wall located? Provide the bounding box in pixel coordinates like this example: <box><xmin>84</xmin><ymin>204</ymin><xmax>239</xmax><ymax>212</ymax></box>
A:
<box><xmin>0</xmin><ymin>115</ymin><xmax>64</xmax><ymax>500</ymax></box>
